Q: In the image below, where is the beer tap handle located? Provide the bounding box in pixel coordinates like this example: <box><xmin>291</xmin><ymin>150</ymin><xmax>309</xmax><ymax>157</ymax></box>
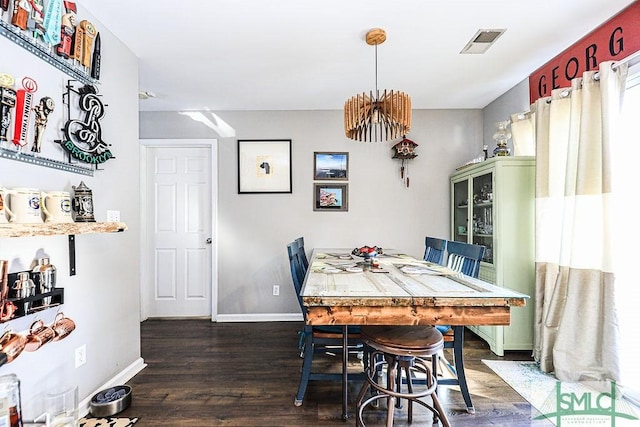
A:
<box><xmin>79</xmin><ymin>20</ymin><xmax>97</xmax><ymax>68</ymax></box>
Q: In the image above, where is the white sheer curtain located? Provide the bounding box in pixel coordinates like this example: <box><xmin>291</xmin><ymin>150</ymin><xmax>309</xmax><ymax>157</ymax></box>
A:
<box><xmin>613</xmin><ymin>75</ymin><xmax>640</xmax><ymax>401</ymax></box>
<box><xmin>518</xmin><ymin>61</ymin><xmax>628</xmax><ymax>383</ymax></box>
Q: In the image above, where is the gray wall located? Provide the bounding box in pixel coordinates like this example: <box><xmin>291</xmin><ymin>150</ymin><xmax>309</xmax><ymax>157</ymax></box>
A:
<box><xmin>483</xmin><ymin>79</ymin><xmax>530</xmax><ymax>154</ymax></box>
<box><xmin>0</xmin><ymin>6</ymin><xmax>141</xmax><ymax>417</ymax></box>
<box><xmin>140</xmin><ymin>109</ymin><xmax>483</xmax><ymax>317</ymax></box>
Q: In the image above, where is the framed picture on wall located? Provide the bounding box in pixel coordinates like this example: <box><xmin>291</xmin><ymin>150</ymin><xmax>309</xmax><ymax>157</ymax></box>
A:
<box><xmin>238</xmin><ymin>139</ymin><xmax>292</xmax><ymax>193</ymax></box>
<box><xmin>313</xmin><ymin>183</ymin><xmax>348</xmax><ymax>212</ymax></box>
<box><xmin>313</xmin><ymin>152</ymin><xmax>349</xmax><ymax>180</ymax></box>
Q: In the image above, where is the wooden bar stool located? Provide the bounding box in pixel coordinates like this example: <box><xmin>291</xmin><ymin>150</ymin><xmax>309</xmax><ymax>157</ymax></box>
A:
<box><xmin>356</xmin><ymin>325</ymin><xmax>450</xmax><ymax>427</ymax></box>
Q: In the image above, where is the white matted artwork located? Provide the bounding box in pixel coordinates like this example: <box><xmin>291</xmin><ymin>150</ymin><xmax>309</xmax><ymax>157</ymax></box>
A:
<box><xmin>237</xmin><ymin>139</ymin><xmax>292</xmax><ymax>193</ymax></box>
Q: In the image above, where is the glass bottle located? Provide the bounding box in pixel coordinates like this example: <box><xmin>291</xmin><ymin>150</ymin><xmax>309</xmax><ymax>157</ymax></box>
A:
<box><xmin>0</xmin><ymin>373</ymin><xmax>22</xmax><ymax>427</ymax></box>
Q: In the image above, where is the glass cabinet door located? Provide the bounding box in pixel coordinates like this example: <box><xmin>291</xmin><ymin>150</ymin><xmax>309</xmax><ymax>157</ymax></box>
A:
<box><xmin>452</xmin><ymin>179</ymin><xmax>469</xmax><ymax>243</ymax></box>
<box><xmin>471</xmin><ymin>171</ymin><xmax>493</xmax><ymax>264</ymax></box>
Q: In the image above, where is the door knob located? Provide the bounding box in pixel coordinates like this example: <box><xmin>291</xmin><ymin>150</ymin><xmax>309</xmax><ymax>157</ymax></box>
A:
<box><xmin>205</xmin><ymin>238</ymin><xmax>212</xmax><ymax>244</ymax></box>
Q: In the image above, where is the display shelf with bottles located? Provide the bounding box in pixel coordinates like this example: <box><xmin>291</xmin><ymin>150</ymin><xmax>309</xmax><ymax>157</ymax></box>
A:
<box><xmin>451</xmin><ymin>156</ymin><xmax>535</xmax><ymax>355</ymax></box>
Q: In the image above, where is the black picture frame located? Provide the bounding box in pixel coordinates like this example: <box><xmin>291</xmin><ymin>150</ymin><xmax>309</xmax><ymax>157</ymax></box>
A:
<box><xmin>237</xmin><ymin>139</ymin><xmax>292</xmax><ymax>194</ymax></box>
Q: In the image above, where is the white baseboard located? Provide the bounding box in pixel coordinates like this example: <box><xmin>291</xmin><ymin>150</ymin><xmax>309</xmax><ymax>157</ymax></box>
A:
<box><xmin>216</xmin><ymin>313</ymin><xmax>302</xmax><ymax>322</ymax></box>
<box><xmin>79</xmin><ymin>357</ymin><xmax>147</xmax><ymax>417</ymax></box>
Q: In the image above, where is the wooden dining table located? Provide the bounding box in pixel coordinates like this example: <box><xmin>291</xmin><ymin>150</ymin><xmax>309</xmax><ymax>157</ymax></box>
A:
<box><xmin>300</xmin><ymin>248</ymin><xmax>529</xmax><ymax>420</ymax></box>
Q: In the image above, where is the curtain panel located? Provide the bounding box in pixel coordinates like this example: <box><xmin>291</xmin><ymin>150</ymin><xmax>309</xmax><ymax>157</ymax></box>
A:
<box><xmin>525</xmin><ymin>61</ymin><xmax>628</xmax><ymax>383</ymax></box>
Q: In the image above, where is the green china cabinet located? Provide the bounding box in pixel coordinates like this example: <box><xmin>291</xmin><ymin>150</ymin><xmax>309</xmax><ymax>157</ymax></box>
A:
<box><xmin>450</xmin><ymin>156</ymin><xmax>535</xmax><ymax>356</ymax></box>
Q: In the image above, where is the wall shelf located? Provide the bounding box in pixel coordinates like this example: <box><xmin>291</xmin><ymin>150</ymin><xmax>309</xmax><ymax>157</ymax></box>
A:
<box><xmin>0</xmin><ymin>222</ymin><xmax>127</xmax><ymax>238</ymax></box>
<box><xmin>0</xmin><ymin>148</ymin><xmax>94</xmax><ymax>176</ymax></box>
<box><xmin>0</xmin><ymin>20</ymin><xmax>98</xmax><ymax>86</ymax></box>
<box><xmin>0</xmin><ymin>222</ymin><xmax>127</xmax><ymax>276</ymax></box>
<box><xmin>2</xmin><ymin>283</ymin><xmax>64</xmax><ymax>322</ymax></box>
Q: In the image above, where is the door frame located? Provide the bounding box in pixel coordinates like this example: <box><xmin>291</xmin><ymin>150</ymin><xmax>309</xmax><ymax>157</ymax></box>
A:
<box><xmin>139</xmin><ymin>139</ymin><xmax>218</xmax><ymax>322</ymax></box>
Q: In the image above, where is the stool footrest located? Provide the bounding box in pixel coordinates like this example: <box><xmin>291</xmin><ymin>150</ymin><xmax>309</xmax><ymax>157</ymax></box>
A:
<box><xmin>356</xmin><ymin>348</ymin><xmax>451</xmax><ymax>427</ymax></box>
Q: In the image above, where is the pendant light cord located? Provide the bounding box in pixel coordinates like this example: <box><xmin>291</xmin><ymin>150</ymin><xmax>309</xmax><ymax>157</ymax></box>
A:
<box><xmin>374</xmin><ymin>43</ymin><xmax>379</xmax><ymax>102</ymax></box>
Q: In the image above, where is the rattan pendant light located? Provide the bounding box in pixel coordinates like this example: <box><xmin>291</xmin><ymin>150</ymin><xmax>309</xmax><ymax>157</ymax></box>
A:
<box><xmin>344</xmin><ymin>28</ymin><xmax>411</xmax><ymax>142</ymax></box>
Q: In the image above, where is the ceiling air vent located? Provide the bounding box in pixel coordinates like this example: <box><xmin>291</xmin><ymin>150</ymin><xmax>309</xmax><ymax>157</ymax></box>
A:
<box><xmin>460</xmin><ymin>29</ymin><xmax>506</xmax><ymax>54</ymax></box>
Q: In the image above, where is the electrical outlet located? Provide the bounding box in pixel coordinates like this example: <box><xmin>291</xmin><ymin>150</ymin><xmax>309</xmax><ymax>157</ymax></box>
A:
<box><xmin>75</xmin><ymin>344</ymin><xmax>86</xmax><ymax>368</ymax></box>
<box><xmin>273</xmin><ymin>285</ymin><xmax>280</xmax><ymax>296</ymax></box>
<box><xmin>106</xmin><ymin>210</ymin><xmax>120</xmax><ymax>222</ymax></box>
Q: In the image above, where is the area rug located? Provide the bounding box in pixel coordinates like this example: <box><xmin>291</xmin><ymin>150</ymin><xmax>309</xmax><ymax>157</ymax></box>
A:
<box><xmin>78</xmin><ymin>417</ymin><xmax>139</xmax><ymax>427</ymax></box>
<box><xmin>482</xmin><ymin>360</ymin><xmax>558</xmax><ymax>415</ymax></box>
<box><xmin>483</xmin><ymin>360</ymin><xmax>639</xmax><ymax>426</ymax></box>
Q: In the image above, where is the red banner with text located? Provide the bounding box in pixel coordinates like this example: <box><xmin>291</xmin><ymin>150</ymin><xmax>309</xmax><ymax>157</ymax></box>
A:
<box><xmin>529</xmin><ymin>1</ymin><xmax>640</xmax><ymax>103</ymax></box>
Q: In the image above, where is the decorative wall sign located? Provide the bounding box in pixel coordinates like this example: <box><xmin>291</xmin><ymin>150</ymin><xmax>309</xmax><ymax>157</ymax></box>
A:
<box><xmin>313</xmin><ymin>183</ymin><xmax>348</xmax><ymax>212</ymax></box>
<box><xmin>529</xmin><ymin>1</ymin><xmax>640</xmax><ymax>102</ymax></box>
<box><xmin>59</xmin><ymin>82</ymin><xmax>113</xmax><ymax>164</ymax></box>
<box><xmin>238</xmin><ymin>139</ymin><xmax>292</xmax><ymax>193</ymax></box>
<box><xmin>313</xmin><ymin>152</ymin><xmax>348</xmax><ymax>180</ymax></box>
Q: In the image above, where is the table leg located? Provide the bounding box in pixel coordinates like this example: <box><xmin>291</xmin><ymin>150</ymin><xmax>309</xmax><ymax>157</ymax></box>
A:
<box><xmin>342</xmin><ymin>325</ymin><xmax>348</xmax><ymax>420</ymax></box>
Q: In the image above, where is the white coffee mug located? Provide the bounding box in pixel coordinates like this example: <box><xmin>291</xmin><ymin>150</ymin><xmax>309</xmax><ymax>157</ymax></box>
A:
<box><xmin>6</xmin><ymin>187</ymin><xmax>43</xmax><ymax>224</ymax></box>
<box><xmin>0</xmin><ymin>187</ymin><xmax>13</xmax><ymax>223</ymax></box>
<box><xmin>41</xmin><ymin>191</ymin><xmax>73</xmax><ymax>223</ymax></box>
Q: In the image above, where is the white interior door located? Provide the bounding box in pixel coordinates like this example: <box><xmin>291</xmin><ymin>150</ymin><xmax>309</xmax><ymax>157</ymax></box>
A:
<box><xmin>145</xmin><ymin>145</ymin><xmax>212</xmax><ymax>317</ymax></box>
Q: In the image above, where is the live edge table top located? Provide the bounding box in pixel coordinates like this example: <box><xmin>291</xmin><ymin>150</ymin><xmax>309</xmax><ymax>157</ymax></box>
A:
<box><xmin>301</xmin><ymin>249</ymin><xmax>529</xmax><ymax>327</ymax></box>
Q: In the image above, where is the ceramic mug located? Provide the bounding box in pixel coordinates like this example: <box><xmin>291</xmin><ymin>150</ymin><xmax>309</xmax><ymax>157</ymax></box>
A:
<box><xmin>25</xmin><ymin>319</ymin><xmax>55</xmax><ymax>352</ymax></box>
<box><xmin>0</xmin><ymin>187</ymin><xmax>13</xmax><ymax>223</ymax></box>
<box><xmin>52</xmin><ymin>313</ymin><xmax>76</xmax><ymax>341</ymax></box>
<box><xmin>6</xmin><ymin>187</ymin><xmax>43</xmax><ymax>223</ymax></box>
<box><xmin>41</xmin><ymin>191</ymin><xmax>73</xmax><ymax>223</ymax></box>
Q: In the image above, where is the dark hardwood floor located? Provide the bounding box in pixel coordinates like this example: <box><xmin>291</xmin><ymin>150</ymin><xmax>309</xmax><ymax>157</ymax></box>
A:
<box><xmin>117</xmin><ymin>319</ymin><xmax>553</xmax><ymax>426</ymax></box>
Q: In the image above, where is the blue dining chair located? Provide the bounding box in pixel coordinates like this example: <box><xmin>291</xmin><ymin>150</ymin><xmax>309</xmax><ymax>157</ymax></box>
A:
<box><xmin>445</xmin><ymin>240</ymin><xmax>485</xmax><ymax>278</ymax></box>
<box><xmin>286</xmin><ymin>240</ymin><xmax>362</xmax><ymax>407</ymax></box>
<box><xmin>295</xmin><ymin>236</ymin><xmax>309</xmax><ymax>270</ymax></box>
<box><xmin>436</xmin><ymin>240</ymin><xmax>485</xmax><ymax>414</ymax></box>
<box><xmin>423</xmin><ymin>236</ymin><xmax>447</xmax><ymax>264</ymax></box>
<box><xmin>423</xmin><ymin>237</ymin><xmax>448</xmax><ymax>336</ymax></box>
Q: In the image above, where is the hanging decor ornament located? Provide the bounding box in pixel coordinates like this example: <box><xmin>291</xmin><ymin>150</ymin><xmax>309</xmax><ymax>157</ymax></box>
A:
<box><xmin>392</xmin><ymin>136</ymin><xmax>418</xmax><ymax>187</ymax></box>
<box><xmin>344</xmin><ymin>28</ymin><xmax>411</xmax><ymax>142</ymax></box>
